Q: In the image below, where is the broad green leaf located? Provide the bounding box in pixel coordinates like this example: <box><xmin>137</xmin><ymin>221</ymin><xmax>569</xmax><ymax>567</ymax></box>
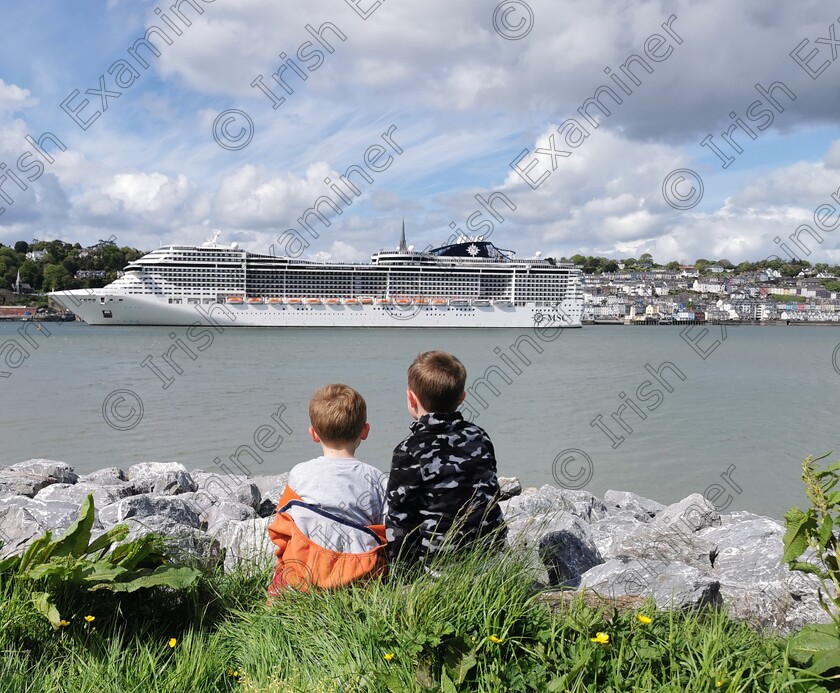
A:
<box><xmin>788</xmin><ymin>561</ymin><xmax>828</xmax><ymax>579</ymax></box>
<box><xmin>790</xmin><ymin>623</ymin><xmax>840</xmax><ymax>656</ymax></box>
<box><xmin>443</xmin><ymin>641</ymin><xmax>477</xmax><ymax>685</ymax></box>
<box><xmin>26</xmin><ymin>559</ymin><xmax>75</xmax><ymax>582</ymax></box>
<box><xmin>89</xmin><ymin>565</ymin><xmax>200</xmax><ymax>593</ymax></box>
<box><xmin>80</xmin><ymin>563</ymin><xmax>128</xmax><ymax>583</ymax></box>
<box><xmin>31</xmin><ymin>591</ymin><xmax>61</xmax><ymax>628</ymax></box>
<box><xmin>818</xmin><ymin>516</ymin><xmax>835</xmax><ymax>547</ymax></box>
<box><xmin>110</xmin><ymin>534</ymin><xmax>165</xmax><ymax>570</ymax></box>
<box><xmin>783</xmin><ymin>509</ymin><xmax>816</xmax><ymax>563</ymax></box>
<box><xmin>86</xmin><ymin>524</ymin><xmax>129</xmax><ymax>556</ymax></box>
<box><xmin>0</xmin><ymin>553</ymin><xmax>21</xmax><ymax>573</ymax></box>
<box><xmin>52</xmin><ymin>494</ymin><xmax>95</xmax><ymax>558</ymax></box>
<box><xmin>809</xmin><ymin>648</ymin><xmax>840</xmax><ymax>675</ymax></box>
<box><xmin>440</xmin><ymin>669</ymin><xmax>457</xmax><ymax>693</ymax></box>
<box><xmin>19</xmin><ymin>532</ymin><xmax>55</xmax><ymax>572</ymax></box>
<box><xmin>817</xmin><ymin>459</ymin><xmax>840</xmax><ymax>476</ymax></box>
<box><xmin>381</xmin><ymin>674</ymin><xmax>404</xmax><ymax>693</ymax></box>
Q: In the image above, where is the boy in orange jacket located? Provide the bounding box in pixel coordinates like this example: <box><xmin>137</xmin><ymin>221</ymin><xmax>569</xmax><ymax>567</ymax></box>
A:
<box><xmin>267</xmin><ymin>384</ymin><xmax>387</xmax><ymax>594</ymax></box>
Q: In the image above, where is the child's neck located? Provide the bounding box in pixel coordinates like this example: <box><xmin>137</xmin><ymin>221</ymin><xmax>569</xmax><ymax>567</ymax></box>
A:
<box><xmin>320</xmin><ymin>445</ymin><xmax>358</xmax><ymax>459</ymax></box>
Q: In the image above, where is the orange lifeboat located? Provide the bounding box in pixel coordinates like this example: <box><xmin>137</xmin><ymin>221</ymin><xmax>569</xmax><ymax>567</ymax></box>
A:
<box><xmin>246</xmin><ymin>297</ymin><xmax>264</xmax><ymax>304</ymax></box>
<box><xmin>266</xmin><ymin>297</ymin><xmax>283</xmax><ymax>304</ymax></box>
<box><xmin>304</xmin><ymin>298</ymin><xmax>322</xmax><ymax>305</ymax></box>
<box><xmin>287</xmin><ymin>297</ymin><xmax>302</xmax><ymax>305</ymax></box>
<box><xmin>226</xmin><ymin>296</ymin><xmax>244</xmax><ymax>304</ymax></box>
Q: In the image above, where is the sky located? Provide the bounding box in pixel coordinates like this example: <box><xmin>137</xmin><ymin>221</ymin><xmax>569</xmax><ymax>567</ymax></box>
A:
<box><xmin>1</xmin><ymin>0</ymin><xmax>840</xmax><ymax>264</ymax></box>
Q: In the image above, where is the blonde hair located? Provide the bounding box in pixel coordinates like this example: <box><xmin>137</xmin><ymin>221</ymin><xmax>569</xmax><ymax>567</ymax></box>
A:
<box><xmin>309</xmin><ymin>384</ymin><xmax>367</xmax><ymax>444</ymax></box>
<box><xmin>407</xmin><ymin>351</ymin><xmax>466</xmax><ymax>413</ymax></box>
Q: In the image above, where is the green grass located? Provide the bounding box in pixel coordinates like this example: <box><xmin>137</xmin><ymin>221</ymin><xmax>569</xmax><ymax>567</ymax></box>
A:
<box><xmin>0</xmin><ymin>550</ymin><xmax>833</xmax><ymax>692</ymax></box>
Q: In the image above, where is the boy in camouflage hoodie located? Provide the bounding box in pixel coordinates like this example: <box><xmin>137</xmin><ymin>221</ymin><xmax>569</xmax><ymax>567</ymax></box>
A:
<box><xmin>385</xmin><ymin>351</ymin><xmax>506</xmax><ymax>568</ymax></box>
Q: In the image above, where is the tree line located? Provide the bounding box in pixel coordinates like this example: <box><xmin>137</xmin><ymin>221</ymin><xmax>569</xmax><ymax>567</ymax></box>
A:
<box><xmin>0</xmin><ymin>239</ymin><xmax>143</xmax><ymax>294</ymax></box>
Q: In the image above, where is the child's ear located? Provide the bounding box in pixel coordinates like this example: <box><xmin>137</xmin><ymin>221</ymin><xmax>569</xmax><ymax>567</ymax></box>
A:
<box><xmin>360</xmin><ymin>423</ymin><xmax>370</xmax><ymax>441</ymax></box>
<box><xmin>308</xmin><ymin>425</ymin><xmax>321</xmax><ymax>443</ymax></box>
<box><xmin>407</xmin><ymin>388</ymin><xmax>418</xmax><ymax>410</ymax></box>
<box><xmin>457</xmin><ymin>391</ymin><xmax>466</xmax><ymax>405</ymax></box>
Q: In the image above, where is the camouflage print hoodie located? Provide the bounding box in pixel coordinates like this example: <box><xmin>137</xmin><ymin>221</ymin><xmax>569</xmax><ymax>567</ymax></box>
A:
<box><xmin>385</xmin><ymin>411</ymin><xmax>506</xmax><ymax>567</ymax></box>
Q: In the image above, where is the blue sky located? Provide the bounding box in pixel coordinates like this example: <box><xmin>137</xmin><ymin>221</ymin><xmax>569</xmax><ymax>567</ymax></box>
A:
<box><xmin>1</xmin><ymin>0</ymin><xmax>840</xmax><ymax>264</ymax></box>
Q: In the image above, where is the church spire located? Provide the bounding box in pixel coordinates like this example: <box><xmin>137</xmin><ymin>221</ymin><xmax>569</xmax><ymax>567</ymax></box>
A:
<box><xmin>398</xmin><ymin>219</ymin><xmax>408</xmax><ymax>253</ymax></box>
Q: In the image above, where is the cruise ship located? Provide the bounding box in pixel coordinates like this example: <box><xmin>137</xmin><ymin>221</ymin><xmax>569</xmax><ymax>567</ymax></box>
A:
<box><xmin>49</xmin><ymin>228</ymin><xmax>583</xmax><ymax>328</ymax></box>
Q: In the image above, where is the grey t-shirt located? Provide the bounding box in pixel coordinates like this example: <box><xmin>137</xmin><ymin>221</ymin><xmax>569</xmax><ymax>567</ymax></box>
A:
<box><xmin>286</xmin><ymin>456</ymin><xmax>387</xmax><ymax>553</ymax></box>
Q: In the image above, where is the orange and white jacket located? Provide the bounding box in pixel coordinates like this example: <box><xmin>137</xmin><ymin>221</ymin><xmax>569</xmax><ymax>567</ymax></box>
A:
<box><xmin>267</xmin><ymin>457</ymin><xmax>388</xmax><ymax>594</ymax></box>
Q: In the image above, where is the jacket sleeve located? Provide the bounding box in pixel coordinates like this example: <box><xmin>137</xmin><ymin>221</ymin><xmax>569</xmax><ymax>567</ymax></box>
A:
<box><xmin>385</xmin><ymin>442</ymin><xmax>422</xmax><ymax>564</ymax></box>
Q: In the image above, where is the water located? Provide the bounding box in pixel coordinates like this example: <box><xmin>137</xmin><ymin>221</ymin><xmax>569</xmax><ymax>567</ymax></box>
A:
<box><xmin>2</xmin><ymin>321</ymin><xmax>838</xmax><ymax>519</ymax></box>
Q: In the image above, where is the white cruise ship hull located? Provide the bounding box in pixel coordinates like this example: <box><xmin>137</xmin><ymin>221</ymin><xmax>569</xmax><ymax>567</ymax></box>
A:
<box><xmin>50</xmin><ymin>291</ymin><xmax>583</xmax><ymax>328</ymax></box>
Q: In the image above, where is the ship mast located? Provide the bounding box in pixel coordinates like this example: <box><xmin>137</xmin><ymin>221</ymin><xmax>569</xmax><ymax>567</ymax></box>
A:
<box><xmin>398</xmin><ymin>220</ymin><xmax>408</xmax><ymax>253</ymax></box>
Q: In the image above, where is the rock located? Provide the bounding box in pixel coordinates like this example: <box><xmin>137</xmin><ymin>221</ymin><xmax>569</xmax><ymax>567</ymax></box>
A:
<box><xmin>0</xmin><ymin>505</ymin><xmax>43</xmax><ymax>556</ymax></box>
<box><xmin>0</xmin><ymin>459</ymin><xmax>78</xmax><ymax>498</ymax></box>
<box><xmin>12</xmin><ymin>459</ymin><xmax>78</xmax><ymax>485</ymax></box>
<box><xmin>498</xmin><ymin>476</ymin><xmax>522</xmax><ymax>500</ymax></box>
<box><xmin>99</xmin><ymin>495</ymin><xmax>200</xmax><ymax>528</ymax></box>
<box><xmin>79</xmin><ymin>467</ymin><xmax>127</xmax><ymax>485</ymax></box>
<box><xmin>603</xmin><ymin>489</ymin><xmax>666</xmax><ymax>522</ymax></box>
<box><xmin>589</xmin><ymin>511</ymin><xmax>645</xmax><ymax>559</ymax></box>
<box><xmin>600</xmin><ymin>521</ymin><xmax>718</xmax><ymax>572</ymax></box>
<box><xmin>0</xmin><ymin>469</ymin><xmax>53</xmax><ymax>498</ymax></box>
<box><xmin>230</xmin><ymin>483</ymin><xmax>262</xmax><ymax>511</ymax></box>
<box><xmin>580</xmin><ymin>558</ymin><xmax>721</xmax><ymax>610</ymax></box>
<box><xmin>501</xmin><ymin>485</ymin><xmax>608</xmax><ymax>524</ymax></box>
<box><xmin>504</xmin><ymin>507</ymin><xmax>598</xmax><ymax>586</ymax></box>
<box><xmin>650</xmin><ymin>493</ymin><xmax>720</xmax><ymax>533</ymax></box>
<box><xmin>34</xmin><ymin>482</ymin><xmax>134</xmax><ymax>509</ymax></box>
<box><xmin>539</xmin><ymin>529</ymin><xmax>602</xmax><ymax>587</ymax></box>
<box><xmin>258</xmin><ymin>498</ymin><xmax>278</xmax><ymax>518</ymax></box>
<box><xmin>251</xmin><ymin>473</ymin><xmax>289</xmax><ymax>507</ymax></box>
<box><xmin>206</xmin><ymin>501</ymin><xmax>258</xmax><ymax>535</ymax></box>
<box><xmin>699</xmin><ymin>514</ymin><xmax>787</xmax><ymax>585</ymax></box>
<box><xmin>0</xmin><ymin>497</ymin><xmax>86</xmax><ymax>535</ymax></box>
<box><xmin>127</xmin><ymin>462</ymin><xmax>197</xmax><ymax>495</ymax></box>
<box><xmin>192</xmin><ymin>470</ymin><xmax>247</xmax><ymax>497</ymax></box>
<box><xmin>222</xmin><ymin>517</ymin><xmax>275</xmax><ymax>574</ymax></box>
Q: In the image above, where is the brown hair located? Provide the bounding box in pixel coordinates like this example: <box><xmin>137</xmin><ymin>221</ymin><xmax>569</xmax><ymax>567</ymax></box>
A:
<box><xmin>407</xmin><ymin>351</ymin><xmax>466</xmax><ymax>413</ymax></box>
<box><xmin>309</xmin><ymin>384</ymin><xmax>367</xmax><ymax>444</ymax></box>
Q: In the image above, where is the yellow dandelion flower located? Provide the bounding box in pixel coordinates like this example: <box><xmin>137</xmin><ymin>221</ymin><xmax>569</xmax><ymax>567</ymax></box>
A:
<box><xmin>84</xmin><ymin>615</ymin><xmax>95</xmax><ymax>623</ymax></box>
<box><xmin>488</xmin><ymin>635</ymin><xmax>504</xmax><ymax>644</ymax></box>
<box><xmin>591</xmin><ymin>632</ymin><xmax>610</xmax><ymax>644</ymax></box>
<box><xmin>716</xmin><ymin>681</ymin><xmax>724</xmax><ymax>688</ymax></box>
<box><xmin>58</xmin><ymin>620</ymin><xmax>71</xmax><ymax>627</ymax></box>
<box><xmin>637</xmin><ymin>614</ymin><xmax>652</xmax><ymax>624</ymax></box>
<box><xmin>383</xmin><ymin>653</ymin><xmax>395</xmax><ymax>661</ymax></box>
<box><xmin>168</xmin><ymin>638</ymin><xmax>177</xmax><ymax>648</ymax></box>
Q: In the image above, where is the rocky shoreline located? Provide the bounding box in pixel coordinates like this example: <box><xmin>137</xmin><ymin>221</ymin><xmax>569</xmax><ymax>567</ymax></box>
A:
<box><xmin>0</xmin><ymin>459</ymin><xmax>830</xmax><ymax>636</ymax></box>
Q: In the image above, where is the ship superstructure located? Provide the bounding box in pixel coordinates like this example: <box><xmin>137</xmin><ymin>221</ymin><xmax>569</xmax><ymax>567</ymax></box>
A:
<box><xmin>50</xmin><ymin>229</ymin><xmax>583</xmax><ymax>328</ymax></box>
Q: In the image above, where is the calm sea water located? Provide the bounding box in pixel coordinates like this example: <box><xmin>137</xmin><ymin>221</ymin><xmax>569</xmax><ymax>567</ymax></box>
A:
<box><xmin>1</xmin><ymin>321</ymin><xmax>838</xmax><ymax>519</ymax></box>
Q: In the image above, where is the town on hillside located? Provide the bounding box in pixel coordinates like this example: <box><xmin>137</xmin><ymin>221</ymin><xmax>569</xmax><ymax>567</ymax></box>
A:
<box><xmin>574</xmin><ymin>254</ymin><xmax>840</xmax><ymax>324</ymax></box>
